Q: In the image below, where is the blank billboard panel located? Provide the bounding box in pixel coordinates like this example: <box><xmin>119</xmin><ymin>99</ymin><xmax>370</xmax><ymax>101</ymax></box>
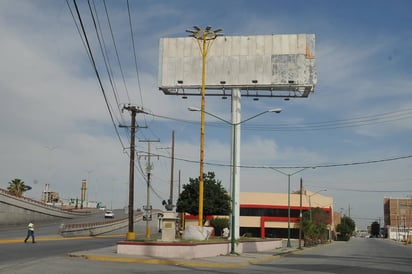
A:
<box><xmin>159</xmin><ymin>34</ymin><xmax>317</xmax><ymax>97</ymax></box>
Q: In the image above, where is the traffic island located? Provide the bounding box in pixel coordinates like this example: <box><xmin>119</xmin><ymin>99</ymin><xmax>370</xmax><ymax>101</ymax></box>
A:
<box><xmin>117</xmin><ymin>238</ymin><xmax>282</xmax><ymax>259</ymax></box>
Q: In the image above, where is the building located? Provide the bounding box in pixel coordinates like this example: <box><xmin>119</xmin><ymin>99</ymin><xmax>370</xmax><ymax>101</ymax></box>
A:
<box><xmin>384</xmin><ymin>197</ymin><xmax>412</xmax><ymax>242</ymax></box>
<box><xmin>240</xmin><ymin>191</ymin><xmax>334</xmax><ymax>239</ymax></box>
<box><xmin>183</xmin><ymin>190</ymin><xmax>334</xmax><ymax>239</ymax></box>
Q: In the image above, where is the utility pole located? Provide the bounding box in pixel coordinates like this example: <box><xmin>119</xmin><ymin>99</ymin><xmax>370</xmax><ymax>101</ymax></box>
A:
<box><xmin>299</xmin><ymin>177</ymin><xmax>303</xmax><ymax>249</ymax></box>
<box><xmin>169</xmin><ymin>130</ymin><xmax>175</xmax><ymax>209</ymax></box>
<box><xmin>121</xmin><ymin>105</ymin><xmax>145</xmax><ymax>241</ymax></box>
<box><xmin>178</xmin><ymin>170</ymin><xmax>181</xmax><ymax>197</ymax></box>
<box><xmin>139</xmin><ymin>138</ymin><xmax>160</xmax><ymax>239</ymax></box>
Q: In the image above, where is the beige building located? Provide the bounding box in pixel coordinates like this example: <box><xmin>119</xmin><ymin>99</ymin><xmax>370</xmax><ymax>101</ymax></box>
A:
<box><xmin>183</xmin><ymin>190</ymin><xmax>334</xmax><ymax>239</ymax></box>
<box><xmin>240</xmin><ymin>191</ymin><xmax>334</xmax><ymax>238</ymax></box>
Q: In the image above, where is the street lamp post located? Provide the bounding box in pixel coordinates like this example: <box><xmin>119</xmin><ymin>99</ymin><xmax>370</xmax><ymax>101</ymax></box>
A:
<box><xmin>189</xmin><ymin>107</ymin><xmax>282</xmax><ymax>253</ymax></box>
<box><xmin>268</xmin><ymin>167</ymin><xmax>315</xmax><ymax>248</ymax></box>
<box><xmin>186</xmin><ymin>26</ymin><xmax>222</xmax><ymax>226</ymax></box>
<box><xmin>307</xmin><ymin>189</ymin><xmax>327</xmax><ymax>221</ymax></box>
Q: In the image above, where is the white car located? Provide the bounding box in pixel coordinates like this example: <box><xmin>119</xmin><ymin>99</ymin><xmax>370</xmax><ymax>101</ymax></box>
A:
<box><xmin>104</xmin><ymin>210</ymin><xmax>114</xmax><ymax>218</ymax></box>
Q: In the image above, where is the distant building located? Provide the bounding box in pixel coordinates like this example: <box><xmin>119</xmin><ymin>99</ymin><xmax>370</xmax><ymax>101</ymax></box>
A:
<box><xmin>384</xmin><ymin>197</ymin><xmax>412</xmax><ymax>242</ymax></box>
<box><xmin>41</xmin><ymin>183</ymin><xmax>60</xmax><ymax>204</ymax></box>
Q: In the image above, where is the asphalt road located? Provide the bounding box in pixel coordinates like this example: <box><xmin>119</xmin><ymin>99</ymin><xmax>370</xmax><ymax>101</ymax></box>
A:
<box><xmin>2</xmin><ymin>213</ymin><xmax>412</xmax><ymax>274</ymax></box>
<box><xmin>0</xmin><ymin>209</ymin><xmax>156</xmax><ymax>272</ymax></box>
<box><xmin>2</xmin><ymin>237</ymin><xmax>412</xmax><ymax>273</ymax></box>
<box><xmin>259</xmin><ymin>237</ymin><xmax>412</xmax><ymax>274</ymax></box>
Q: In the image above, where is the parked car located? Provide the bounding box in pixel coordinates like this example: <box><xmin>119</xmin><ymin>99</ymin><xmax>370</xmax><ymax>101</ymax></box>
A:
<box><xmin>104</xmin><ymin>210</ymin><xmax>114</xmax><ymax>218</ymax></box>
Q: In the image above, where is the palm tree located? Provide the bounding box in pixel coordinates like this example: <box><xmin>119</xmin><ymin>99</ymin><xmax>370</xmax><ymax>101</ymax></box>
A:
<box><xmin>7</xmin><ymin>178</ymin><xmax>29</xmax><ymax>197</ymax></box>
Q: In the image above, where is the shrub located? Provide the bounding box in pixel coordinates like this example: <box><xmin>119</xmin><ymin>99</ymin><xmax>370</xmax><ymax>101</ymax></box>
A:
<box><xmin>210</xmin><ymin>217</ymin><xmax>229</xmax><ymax>236</ymax></box>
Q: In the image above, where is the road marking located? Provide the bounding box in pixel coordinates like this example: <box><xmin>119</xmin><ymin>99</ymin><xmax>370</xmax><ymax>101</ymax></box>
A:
<box><xmin>0</xmin><ymin>233</ymin><xmax>138</xmax><ymax>244</ymax></box>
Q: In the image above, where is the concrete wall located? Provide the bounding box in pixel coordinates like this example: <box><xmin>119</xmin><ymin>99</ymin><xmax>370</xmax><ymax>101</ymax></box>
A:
<box><xmin>59</xmin><ymin>215</ymin><xmax>143</xmax><ymax>237</ymax></box>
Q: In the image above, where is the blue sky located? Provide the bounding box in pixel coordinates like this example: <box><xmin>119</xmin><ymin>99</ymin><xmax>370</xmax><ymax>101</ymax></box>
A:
<box><xmin>1</xmin><ymin>0</ymin><xmax>412</xmax><ymax>230</ymax></box>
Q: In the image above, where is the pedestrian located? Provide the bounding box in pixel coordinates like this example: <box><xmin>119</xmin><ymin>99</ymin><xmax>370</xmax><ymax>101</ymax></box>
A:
<box><xmin>24</xmin><ymin>221</ymin><xmax>35</xmax><ymax>243</ymax></box>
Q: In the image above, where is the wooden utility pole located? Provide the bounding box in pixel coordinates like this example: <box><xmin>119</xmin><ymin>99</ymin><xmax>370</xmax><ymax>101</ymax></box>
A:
<box><xmin>121</xmin><ymin>105</ymin><xmax>145</xmax><ymax>241</ymax></box>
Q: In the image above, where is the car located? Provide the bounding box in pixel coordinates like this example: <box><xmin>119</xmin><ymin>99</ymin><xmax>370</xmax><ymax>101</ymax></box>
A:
<box><xmin>104</xmin><ymin>210</ymin><xmax>114</xmax><ymax>218</ymax></box>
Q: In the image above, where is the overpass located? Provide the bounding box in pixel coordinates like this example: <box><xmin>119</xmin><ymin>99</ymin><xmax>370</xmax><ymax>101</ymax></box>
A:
<box><xmin>0</xmin><ymin>188</ymin><xmax>89</xmax><ymax>225</ymax></box>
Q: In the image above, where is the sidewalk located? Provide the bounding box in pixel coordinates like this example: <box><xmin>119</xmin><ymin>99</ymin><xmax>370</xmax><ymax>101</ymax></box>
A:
<box><xmin>68</xmin><ymin>244</ymin><xmax>299</xmax><ymax>268</ymax></box>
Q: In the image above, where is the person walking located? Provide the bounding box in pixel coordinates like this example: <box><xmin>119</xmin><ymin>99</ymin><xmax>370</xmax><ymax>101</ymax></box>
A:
<box><xmin>24</xmin><ymin>221</ymin><xmax>35</xmax><ymax>243</ymax></box>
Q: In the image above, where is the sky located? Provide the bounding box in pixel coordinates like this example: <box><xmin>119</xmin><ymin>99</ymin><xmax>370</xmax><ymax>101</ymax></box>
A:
<box><xmin>1</xmin><ymin>0</ymin><xmax>412</xmax><ymax>230</ymax></box>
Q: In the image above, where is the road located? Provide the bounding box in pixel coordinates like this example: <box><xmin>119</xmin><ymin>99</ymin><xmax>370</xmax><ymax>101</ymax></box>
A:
<box><xmin>0</xmin><ymin>209</ymin><xmax>157</xmax><ymax>272</ymax></box>
<box><xmin>261</xmin><ymin>238</ymin><xmax>412</xmax><ymax>273</ymax></box>
<box><xmin>1</xmin><ymin>218</ymin><xmax>412</xmax><ymax>274</ymax></box>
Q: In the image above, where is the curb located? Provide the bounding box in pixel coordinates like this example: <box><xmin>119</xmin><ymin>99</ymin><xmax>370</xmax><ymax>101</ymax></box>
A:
<box><xmin>68</xmin><ymin>248</ymin><xmax>298</xmax><ymax>268</ymax></box>
<box><xmin>69</xmin><ymin>253</ymin><xmax>278</xmax><ymax>268</ymax></box>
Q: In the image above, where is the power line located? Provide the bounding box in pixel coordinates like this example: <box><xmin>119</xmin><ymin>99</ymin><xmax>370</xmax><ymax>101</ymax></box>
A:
<box><xmin>89</xmin><ymin>0</ymin><xmax>123</xmax><ymax>118</ymax></box>
<box><xmin>136</xmin><ymin>149</ymin><xmax>412</xmax><ymax>170</ymax></box>
<box><xmin>246</xmin><ymin>107</ymin><xmax>412</xmax><ymax>132</ymax></box>
<box><xmin>126</xmin><ymin>0</ymin><xmax>144</xmax><ymax>106</ymax></box>
<box><xmin>66</xmin><ymin>0</ymin><xmax>92</xmax><ymax>64</ymax></box>
<box><xmin>306</xmin><ymin>185</ymin><xmax>412</xmax><ymax>193</ymax></box>
<box><xmin>142</xmin><ymin>107</ymin><xmax>412</xmax><ymax>132</ymax></box>
<box><xmin>103</xmin><ymin>0</ymin><xmax>131</xmax><ymax>104</ymax></box>
<box><xmin>70</xmin><ymin>0</ymin><xmax>126</xmax><ymax>150</ymax></box>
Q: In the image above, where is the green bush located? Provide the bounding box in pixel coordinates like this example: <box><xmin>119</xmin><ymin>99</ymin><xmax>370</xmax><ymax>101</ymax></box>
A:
<box><xmin>337</xmin><ymin>234</ymin><xmax>351</xmax><ymax>241</ymax></box>
<box><xmin>210</xmin><ymin>217</ymin><xmax>229</xmax><ymax>236</ymax></box>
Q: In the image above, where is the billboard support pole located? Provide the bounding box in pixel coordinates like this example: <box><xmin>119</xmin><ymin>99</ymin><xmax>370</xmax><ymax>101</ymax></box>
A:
<box><xmin>186</xmin><ymin>26</ymin><xmax>223</xmax><ymax>226</ymax></box>
<box><xmin>230</xmin><ymin>88</ymin><xmax>241</xmax><ymax>254</ymax></box>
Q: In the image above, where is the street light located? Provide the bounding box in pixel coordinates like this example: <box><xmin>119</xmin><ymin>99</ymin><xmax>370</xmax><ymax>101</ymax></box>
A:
<box><xmin>267</xmin><ymin>167</ymin><xmax>316</xmax><ymax>248</ymax></box>
<box><xmin>186</xmin><ymin>26</ymin><xmax>223</xmax><ymax>227</ymax></box>
<box><xmin>189</xmin><ymin>107</ymin><xmax>282</xmax><ymax>254</ymax></box>
<box><xmin>307</xmin><ymin>189</ymin><xmax>327</xmax><ymax>221</ymax></box>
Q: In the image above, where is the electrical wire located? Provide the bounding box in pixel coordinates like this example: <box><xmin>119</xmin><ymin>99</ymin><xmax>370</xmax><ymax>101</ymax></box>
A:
<box><xmin>126</xmin><ymin>0</ymin><xmax>144</xmax><ymax>106</ymax></box>
<box><xmin>305</xmin><ymin>185</ymin><xmax>412</xmax><ymax>193</ymax></box>
<box><xmin>89</xmin><ymin>0</ymin><xmax>123</xmax><ymax>118</ymax></box>
<box><xmin>71</xmin><ymin>0</ymin><xmax>126</xmax><ymax>150</ymax></box>
<box><xmin>103</xmin><ymin>0</ymin><xmax>131</xmax><ymax>106</ymax></box>
<box><xmin>136</xmin><ymin>149</ymin><xmax>412</xmax><ymax>170</ymax></box>
<box><xmin>66</xmin><ymin>0</ymin><xmax>92</xmax><ymax>65</ymax></box>
<box><xmin>246</xmin><ymin>107</ymin><xmax>412</xmax><ymax>132</ymax></box>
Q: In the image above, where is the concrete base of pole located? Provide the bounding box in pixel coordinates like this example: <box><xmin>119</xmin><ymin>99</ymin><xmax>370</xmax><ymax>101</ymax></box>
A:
<box><xmin>126</xmin><ymin>232</ymin><xmax>136</xmax><ymax>241</ymax></box>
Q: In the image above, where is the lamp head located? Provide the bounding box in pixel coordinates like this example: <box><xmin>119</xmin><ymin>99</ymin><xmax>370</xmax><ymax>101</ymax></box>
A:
<box><xmin>268</xmin><ymin>108</ymin><xmax>282</xmax><ymax>114</ymax></box>
<box><xmin>188</xmin><ymin>107</ymin><xmax>201</xmax><ymax>112</ymax></box>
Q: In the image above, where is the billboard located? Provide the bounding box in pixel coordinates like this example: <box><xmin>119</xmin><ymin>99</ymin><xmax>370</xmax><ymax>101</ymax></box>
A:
<box><xmin>158</xmin><ymin>34</ymin><xmax>317</xmax><ymax>98</ymax></box>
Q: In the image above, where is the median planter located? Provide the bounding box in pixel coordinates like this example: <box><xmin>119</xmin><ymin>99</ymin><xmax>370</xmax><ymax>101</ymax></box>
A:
<box><xmin>117</xmin><ymin>238</ymin><xmax>282</xmax><ymax>259</ymax></box>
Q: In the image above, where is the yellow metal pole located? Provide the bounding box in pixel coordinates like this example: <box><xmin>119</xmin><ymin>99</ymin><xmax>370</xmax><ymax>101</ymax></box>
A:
<box><xmin>186</xmin><ymin>26</ymin><xmax>222</xmax><ymax>227</ymax></box>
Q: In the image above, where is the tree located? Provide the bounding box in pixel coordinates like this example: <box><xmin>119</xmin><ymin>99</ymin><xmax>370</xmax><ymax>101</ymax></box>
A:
<box><xmin>302</xmin><ymin>207</ymin><xmax>330</xmax><ymax>246</ymax></box>
<box><xmin>7</xmin><ymin>178</ymin><xmax>30</xmax><ymax>197</ymax></box>
<box><xmin>371</xmin><ymin>221</ymin><xmax>380</xmax><ymax>237</ymax></box>
<box><xmin>176</xmin><ymin>172</ymin><xmax>231</xmax><ymax>222</ymax></box>
<box><xmin>336</xmin><ymin>216</ymin><xmax>356</xmax><ymax>241</ymax></box>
